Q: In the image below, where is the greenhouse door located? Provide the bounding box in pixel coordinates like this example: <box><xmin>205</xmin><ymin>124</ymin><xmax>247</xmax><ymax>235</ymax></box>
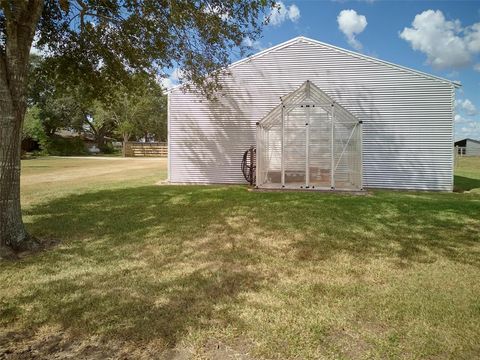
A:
<box><xmin>283</xmin><ymin>106</ymin><xmax>306</xmax><ymax>187</ymax></box>
<box><xmin>308</xmin><ymin>106</ymin><xmax>332</xmax><ymax>189</ymax></box>
<box><xmin>283</xmin><ymin>105</ymin><xmax>332</xmax><ymax>189</ymax></box>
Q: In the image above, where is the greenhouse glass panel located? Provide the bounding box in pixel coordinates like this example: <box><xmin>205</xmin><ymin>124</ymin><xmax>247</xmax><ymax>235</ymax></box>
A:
<box><xmin>284</xmin><ymin>106</ymin><xmax>306</xmax><ymax>186</ymax></box>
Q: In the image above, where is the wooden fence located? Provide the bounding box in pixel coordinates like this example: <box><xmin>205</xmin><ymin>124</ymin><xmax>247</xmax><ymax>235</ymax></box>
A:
<box><xmin>124</xmin><ymin>142</ymin><xmax>168</xmax><ymax>157</ymax></box>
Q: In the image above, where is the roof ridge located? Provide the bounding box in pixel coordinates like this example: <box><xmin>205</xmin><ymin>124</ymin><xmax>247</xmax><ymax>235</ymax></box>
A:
<box><xmin>455</xmin><ymin>138</ymin><xmax>480</xmax><ymax>142</ymax></box>
<box><xmin>168</xmin><ymin>36</ymin><xmax>459</xmax><ymax>93</ymax></box>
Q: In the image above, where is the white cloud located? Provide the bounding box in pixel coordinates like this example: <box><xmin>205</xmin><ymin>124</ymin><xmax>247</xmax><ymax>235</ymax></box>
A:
<box><xmin>30</xmin><ymin>45</ymin><xmax>44</xmax><ymax>56</ymax></box>
<box><xmin>159</xmin><ymin>68</ymin><xmax>184</xmax><ymax>90</ymax></box>
<box><xmin>337</xmin><ymin>9</ymin><xmax>368</xmax><ymax>50</ymax></box>
<box><xmin>446</xmin><ymin>70</ymin><xmax>459</xmax><ymax>78</ymax></box>
<box><xmin>455</xmin><ymin>117</ymin><xmax>480</xmax><ymax>140</ymax></box>
<box><xmin>466</xmin><ymin>23</ymin><xmax>480</xmax><ymax>53</ymax></box>
<box><xmin>455</xmin><ymin>114</ymin><xmax>471</xmax><ymax>125</ymax></box>
<box><xmin>288</xmin><ymin>4</ymin><xmax>300</xmax><ymax>22</ymax></box>
<box><xmin>455</xmin><ymin>100</ymin><xmax>480</xmax><ymax>140</ymax></box>
<box><xmin>268</xmin><ymin>2</ymin><xmax>300</xmax><ymax>26</ymax></box>
<box><xmin>160</xmin><ymin>77</ymin><xmax>175</xmax><ymax>90</ymax></box>
<box><xmin>30</xmin><ymin>34</ymin><xmax>50</xmax><ymax>56</ymax></box>
<box><xmin>203</xmin><ymin>5</ymin><xmax>230</xmax><ymax>21</ymax></box>
<box><xmin>456</xmin><ymin>99</ymin><xmax>478</xmax><ymax>116</ymax></box>
<box><xmin>242</xmin><ymin>37</ymin><xmax>264</xmax><ymax>51</ymax></box>
<box><xmin>400</xmin><ymin>10</ymin><xmax>480</xmax><ymax>70</ymax></box>
<box><xmin>474</xmin><ymin>63</ymin><xmax>480</xmax><ymax>72</ymax></box>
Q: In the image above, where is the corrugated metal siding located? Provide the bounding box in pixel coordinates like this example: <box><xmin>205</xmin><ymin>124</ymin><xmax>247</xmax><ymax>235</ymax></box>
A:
<box><xmin>466</xmin><ymin>140</ymin><xmax>480</xmax><ymax>156</ymax></box>
<box><xmin>169</xmin><ymin>38</ymin><xmax>455</xmax><ymax>190</ymax></box>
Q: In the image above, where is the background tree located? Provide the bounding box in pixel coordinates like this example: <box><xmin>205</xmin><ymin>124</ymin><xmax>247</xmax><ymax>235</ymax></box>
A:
<box><xmin>0</xmin><ymin>0</ymin><xmax>275</xmax><ymax>256</ymax></box>
<box><xmin>134</xmin><ymin>91</ymin><xmax>167</xmax><ymax>143</ymax></box>
<box><xmin>29</xmin><ymin>55</ymin><xmax>116</xmax><ymax>149</ymax></box>
<box><xmin>22</xmin><ymin>105</ymin><xmax>47</xmax><ymax>147</ymax></box>
<box><xmin>26</xmin><ymin>55</ymin><xmax>167</xmax><ymax>154</ymax></box>
<box><xmin>93</xmin><ymin>75</ymin><xmax>166</xmax><ymax>156</ymax></box>
<box><xmin>27</xmin><ymin>54</ymin><xmax>75</xmax><ymax>136</ymax></box>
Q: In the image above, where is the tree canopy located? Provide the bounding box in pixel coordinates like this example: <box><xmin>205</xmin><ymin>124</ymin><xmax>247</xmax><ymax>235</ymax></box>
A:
<box><xmin>29</xmin><ymin>0</ymin><xmax>275</xmax><ymax>97</ymax></box>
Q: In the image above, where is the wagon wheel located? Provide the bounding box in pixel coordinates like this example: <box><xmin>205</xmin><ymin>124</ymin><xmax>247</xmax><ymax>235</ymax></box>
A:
<box><xmin>241</xmin><ymin>146</ymin><xmax>256</xmax><ymax>185</ymax></box>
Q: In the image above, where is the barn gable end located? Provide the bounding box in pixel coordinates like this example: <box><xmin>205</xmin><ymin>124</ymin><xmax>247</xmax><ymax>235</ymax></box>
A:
<box><xmin>168</xmin><ymin>37</ymin><xmax>455</xmax><ymax>191</ymax></box>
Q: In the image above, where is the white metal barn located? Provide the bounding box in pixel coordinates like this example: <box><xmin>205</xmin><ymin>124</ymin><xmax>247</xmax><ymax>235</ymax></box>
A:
<box><xmin>168</xmin><ymin>36</ymin><xmax>458</xmax><ymax>191</ymax></box>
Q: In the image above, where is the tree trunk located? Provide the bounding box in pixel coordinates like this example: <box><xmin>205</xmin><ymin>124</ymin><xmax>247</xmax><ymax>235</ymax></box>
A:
<box><xmin>122</xmin><ymin>133</ymin><xmax>129</xmax><ymax>157</ymax></box>
<box><xmin>96</xmin><ymin>131</ymin><xmax>106</xmax><ymax>151</ymax></box>
<box><xmin>0</xmin><ymin>1</ymin><xmax>44</xmax><ymax>256</ymax></box>
<box><xmin>0</xmin><ymin>91</ymin><xmax>31</xmax><ymax>252</ymax></box>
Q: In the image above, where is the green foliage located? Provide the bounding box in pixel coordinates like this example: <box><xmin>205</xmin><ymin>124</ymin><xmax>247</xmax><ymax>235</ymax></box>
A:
<box><xmin>41</xmin><ymin>137</ymin><xmax>88</xmax><ymax>156</ymax></box>
<box><xmin>99</xmin><ymin>142</ymin><xmax>116</xmax><ymax>154</ymax></box>
<box><xmin>27</xmin><ymin>56</ymin><xmax>168</xmax><ymax>151</ymax></box>
<box><xmin>134</xmin><ymin>88</ymin><xmax>168</xmax><ymax>142</ymax></box>
<box><xmin>23</xmin><ymin>106</ymin><xmax>47</xmax><ymax>144</ymax></box>
<box><xmin>32</xmin><ymin>0</ymin><xmax>276</xmax><ymax>99</ymax></box>
<box><xmin>93</xmin><ymin>74</ymin><xmax>167</xmax><ymax>142</ymax></box>
<box><xmin>27</xmin><ymin>55</ymin><xmax>87</xmax><ymax>140</ymax></box>
<box><xmin>23</xmin><ymin>99</ymin><xmax>91</xmax><ymax>156</ymax></box>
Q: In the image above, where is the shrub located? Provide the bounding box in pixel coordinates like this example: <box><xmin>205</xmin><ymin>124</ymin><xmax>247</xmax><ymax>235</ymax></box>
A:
<box><xmin>99</xmin><ymin>142</ymin><xmax>117</xmax><ymax>154</ymax></box>
<box><xmin>23</xmin><ymin>106</ymin><xmax>48</xmax><ymax>145</ymax></box>
<box><xmin>42</xmin><ymin>137</ymin><xmax>88</xmax><ymax>156</ymax></box>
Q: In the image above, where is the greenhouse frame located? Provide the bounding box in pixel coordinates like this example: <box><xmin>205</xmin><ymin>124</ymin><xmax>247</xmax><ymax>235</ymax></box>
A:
<box><xmin>256</xmin><ymin>80</ymin><xmax>363</xmax><ymax>191</ymax></box>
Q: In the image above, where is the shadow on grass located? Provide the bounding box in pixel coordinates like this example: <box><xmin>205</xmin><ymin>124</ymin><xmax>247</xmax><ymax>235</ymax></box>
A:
<box><xmin>2</xmin><ymin>185</ymin><xmax>479</xmax><ymax>351</ymax></box>
<box><xmin>1</xmin><ymin>186</ymin><xmax>280</xmax><ymax>355</ymax></box>
<box><xmin>454</xmin><ymin>175</ymin><xmax>480</xmax><ymax>192</ymax></box>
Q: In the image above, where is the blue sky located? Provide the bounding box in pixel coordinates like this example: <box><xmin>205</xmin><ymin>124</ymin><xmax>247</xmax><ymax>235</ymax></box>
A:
<box><xmin>166</xmin><ymin>1</ymin><xmax>480</xmax><ymax>140</ymax></box>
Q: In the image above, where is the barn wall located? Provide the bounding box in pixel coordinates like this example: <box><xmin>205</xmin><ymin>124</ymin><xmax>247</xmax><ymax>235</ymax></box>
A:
<box><xmin>169</xmin><ymin>38</ymin><xmax>455</xmax><ymax>190</ymax></box>
<box><xmin>466</xmin><ymin>140</ymin><xmax>480</xmax><ymax>156</ymax></box>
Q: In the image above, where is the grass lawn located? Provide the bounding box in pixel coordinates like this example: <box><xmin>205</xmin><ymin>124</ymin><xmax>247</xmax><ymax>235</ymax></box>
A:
<box><xmin>1</xmin><ymin>156</ymin><xmax>480</xmax><ymax>359</ymax></box>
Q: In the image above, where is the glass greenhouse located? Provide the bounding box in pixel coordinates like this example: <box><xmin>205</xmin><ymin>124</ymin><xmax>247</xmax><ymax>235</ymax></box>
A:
<box><xmin>256</xmin><ymin>81</ymin><xmax>363</xmax><ymax>191</ymax></box>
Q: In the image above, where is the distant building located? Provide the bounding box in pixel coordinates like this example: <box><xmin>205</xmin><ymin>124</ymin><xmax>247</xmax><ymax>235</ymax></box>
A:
<box><xmin>455</xmin><ymin>138</ymin><xmax>480</xmax><ymax>156</ymax></box>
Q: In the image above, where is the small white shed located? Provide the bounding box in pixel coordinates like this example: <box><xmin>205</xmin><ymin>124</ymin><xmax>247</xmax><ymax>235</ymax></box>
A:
<box><xmin>168</xmin><ymin>36</ymin><xmax>458</xmax><ymax>191</ymax></box>
<box><xmin>455</xmin><ymin>138</ymin><xmax>480</xmax><ymax>156</ymax></box>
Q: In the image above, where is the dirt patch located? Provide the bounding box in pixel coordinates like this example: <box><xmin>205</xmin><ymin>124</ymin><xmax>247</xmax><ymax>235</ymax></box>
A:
<box><xmin>321</xmin><ymin>327</ymin><xmax>371</xmax><ymax>359</ymax></box>
<box><xmin>199</xmin><ymin>339</ymin><xmax>255</xmax><ymax>360</ymax></box>
<box><xmin>0</xmin><ymin>329</ymin><xmax>256</xmax><ymax>360</ymax></box>
<box><xmin>0</xmin><ymin>329</ymin><xmax>130</xmax><ymax>360</ymax></box>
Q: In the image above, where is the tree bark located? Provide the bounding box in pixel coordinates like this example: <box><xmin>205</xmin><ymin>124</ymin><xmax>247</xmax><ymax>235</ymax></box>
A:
<box><xmin>83</xmin><ymin>115</ymin><xmax>109</xmax><ymax>151</ymax></box>
<box><xmin>0</xmin><ymin>1</ymin><xmax>44</xmax><ymax>255</ymax></box>
<box><xmin>122</xmin><ymin>133</ymin><xmax>129</xmax><ymax>157</ymax></box>
<box><xmin>96</xmin><ymin>129</ymin><xmax>106</xmax><ymax>151</ymax></box>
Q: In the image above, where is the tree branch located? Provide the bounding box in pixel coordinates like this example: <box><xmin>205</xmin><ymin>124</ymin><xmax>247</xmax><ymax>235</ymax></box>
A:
<box><xmin>83</xmin><ymin>114</ymin><xmax>98</xmax><ymax>136</ymax></box>
<box><xmin>75</xmin><ymin>0</ymin><xmax>88</xmax><ymax>30</ymax></box>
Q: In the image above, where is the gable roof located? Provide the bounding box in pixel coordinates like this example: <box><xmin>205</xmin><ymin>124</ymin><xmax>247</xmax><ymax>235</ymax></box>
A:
<box><xmin>168</xmin><ymin>36</ymin><xmax>459</xmax><ymax>93</ymax></box>
<box><xmin>455</xmin><ymin>138</ymin><xmax>480</xmax><ymax>145</ymax></box>
<box><xmin>259</xmin><ymin>80</ymin><xmax>358</xmax><ymax>130</ymax></box>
